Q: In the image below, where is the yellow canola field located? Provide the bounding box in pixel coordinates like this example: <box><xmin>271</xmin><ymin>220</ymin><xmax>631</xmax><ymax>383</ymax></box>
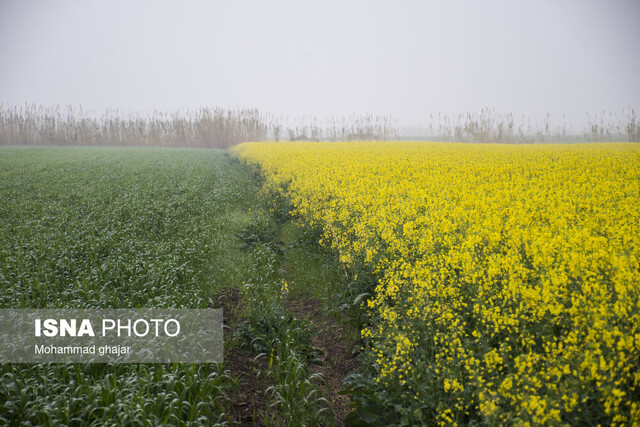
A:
<box><xmin>233</xmin><ymin>141</ymin><xmax>640</xmax><ymax>426</ymax></box>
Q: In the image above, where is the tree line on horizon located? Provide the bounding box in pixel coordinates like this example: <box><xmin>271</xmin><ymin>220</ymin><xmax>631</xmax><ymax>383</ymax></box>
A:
<box><xmin>0</xmin><ymin>104</ymin><xmax>637</xmax><ymax>147</ymax></box>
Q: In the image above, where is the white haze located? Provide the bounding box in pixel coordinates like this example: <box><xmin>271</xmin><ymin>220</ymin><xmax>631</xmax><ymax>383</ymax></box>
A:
<box><xmin>0</xmin><ymin>0</ymin><xmax>639</xmax><ymax>133</ymax></box>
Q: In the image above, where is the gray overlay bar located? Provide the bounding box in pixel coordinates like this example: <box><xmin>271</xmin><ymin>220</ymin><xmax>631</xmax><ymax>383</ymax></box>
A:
<box><xmin>0</xmin><ymin>309</ymin><xmax>223</xmax><ymax>363</ymax></box>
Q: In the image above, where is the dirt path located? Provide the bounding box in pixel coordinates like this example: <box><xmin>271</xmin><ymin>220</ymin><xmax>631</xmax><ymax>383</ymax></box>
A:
<box><xmin>215</xmin><ymin>289</ymin><xmax>269</xmax><ymax>426</ymax></box>
<box><xmin>217</xmin><ymin>287</ymin><xmax>360</xmax><ymax>425</ymax></box>
<box><xmin>286</xmin><ymin>296</ymin><xmax>361</xmax><ymax>424</ymax></box>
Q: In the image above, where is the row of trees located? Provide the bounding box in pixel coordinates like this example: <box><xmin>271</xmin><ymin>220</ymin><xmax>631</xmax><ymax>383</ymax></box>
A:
<box><xmin>0</xmin><ymin>105</ymin><xmax>399</xmax><ymax>147</ymax></box>
<box><xmin>1</xmin><ymin>104</ymin><xmax>637</xmax><ymax>146</ymax></box>
<box><xmin>420</xmin><ymin>108</ymin><xmax>639</xmax><ymax>143</ymax></box>
<box><xmin>0</xmin><ymin>105</ymin><xmax>267</xmax><ymax>148</ymax></box>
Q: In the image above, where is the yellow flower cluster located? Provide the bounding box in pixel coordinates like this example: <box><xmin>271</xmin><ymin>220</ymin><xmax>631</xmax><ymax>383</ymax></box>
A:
<box><xmin>233</xmin><ymin>141</ymin><xmax>640</xmax><ymax>425</ymax></box>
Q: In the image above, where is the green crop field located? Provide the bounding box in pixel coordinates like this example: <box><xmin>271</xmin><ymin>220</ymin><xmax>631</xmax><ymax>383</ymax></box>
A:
<box><xmin>0</xmin><ymin>146</ymin><xmax>347</xmax><ymax>425</ymax></box>
<box><xmin>0</xmin><ymin>147</ymin><xmax>255</xmax><ymax>309</ymax></box>
<box><xmin>1</xmin><ymin>147</ymin><xmax>251</xmax><ymax>424</ymax></box>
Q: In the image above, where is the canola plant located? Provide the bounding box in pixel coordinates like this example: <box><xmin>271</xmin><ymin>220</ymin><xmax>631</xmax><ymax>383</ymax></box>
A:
<box><xmin>233</xmin><ymin>141</ymin><xmax>640</xmax><ymax>426</ymax></box>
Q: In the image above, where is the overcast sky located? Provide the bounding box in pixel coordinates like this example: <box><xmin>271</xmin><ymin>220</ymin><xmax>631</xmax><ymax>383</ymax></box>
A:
<box><xmin>1</xmin><ymin>0</ymin><xmax>639</xmax><ymax>129</ymax></box>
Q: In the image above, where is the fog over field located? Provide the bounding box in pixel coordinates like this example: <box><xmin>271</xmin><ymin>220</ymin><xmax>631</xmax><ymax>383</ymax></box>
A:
<box><xmin>1</xmin><ymin>0</ymin><xmax>639</xmax><ymax>134</ymax></box>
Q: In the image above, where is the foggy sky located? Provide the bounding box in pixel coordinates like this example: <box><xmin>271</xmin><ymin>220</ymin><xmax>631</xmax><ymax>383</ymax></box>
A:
<box><xmin>1</xmin><ymin>0</ymin><xmax>639</xmax><ymax>130</ymax></box>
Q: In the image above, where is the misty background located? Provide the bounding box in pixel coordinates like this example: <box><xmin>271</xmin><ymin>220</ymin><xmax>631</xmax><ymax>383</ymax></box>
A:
<box><xmin>1</xmin><ymin>0</ymin><xmax>639</xmax><ymax>140</ymax></box>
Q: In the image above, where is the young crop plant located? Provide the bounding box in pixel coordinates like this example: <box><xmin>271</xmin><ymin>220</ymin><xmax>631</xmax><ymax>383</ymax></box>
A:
<box><xmin>233</xmin><ymin>141</ymin><xmax>640</xmax><ymax>426</ymax></box>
